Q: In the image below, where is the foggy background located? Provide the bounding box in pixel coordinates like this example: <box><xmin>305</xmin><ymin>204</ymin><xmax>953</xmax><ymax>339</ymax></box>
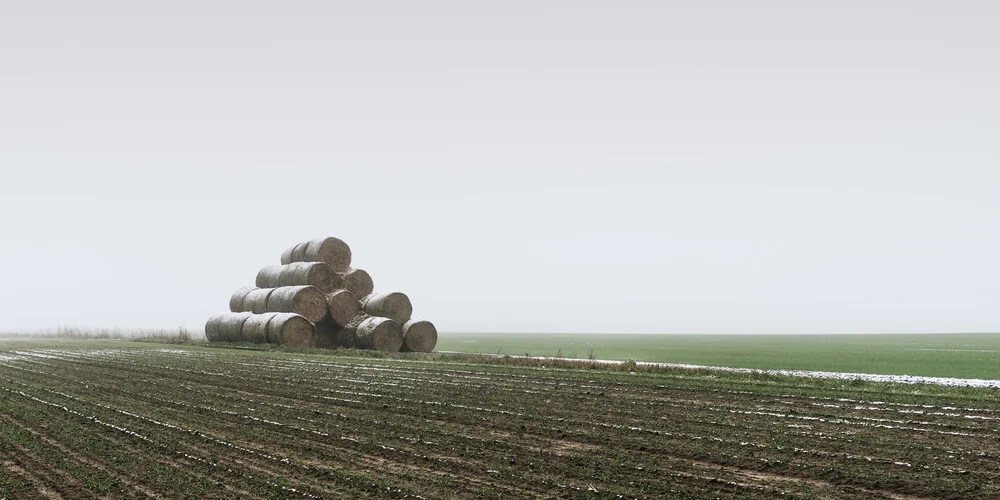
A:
<box><xmin>1</xmin><ymin>1</ymin><xmax>997</xmax><ymax>334</ymax></box>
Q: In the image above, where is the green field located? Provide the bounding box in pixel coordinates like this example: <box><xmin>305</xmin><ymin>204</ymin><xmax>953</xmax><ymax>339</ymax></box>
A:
<box><xmin>1</xmin><ymin>340</ymin><xmax>999</xmax><ymax>498</ymax></box>
<box><xmin>438</xmin><ymin>332</ymin><xmax>1000</xmax><ymax>380</ymax></box>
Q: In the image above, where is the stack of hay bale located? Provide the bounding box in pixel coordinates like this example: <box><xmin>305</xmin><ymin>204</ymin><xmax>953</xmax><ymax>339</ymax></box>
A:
<box><xmin>204</xmin><ymin>237</ymin><xmax>437</xmax><ymax>352</ymax></box>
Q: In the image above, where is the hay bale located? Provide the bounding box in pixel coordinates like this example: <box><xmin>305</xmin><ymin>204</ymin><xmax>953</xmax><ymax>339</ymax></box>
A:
<box><xmin>255</xmin><ymin>265</ymin><xmax>284</xmax><ymax>288</ymax></box>
<box><xmin>266</xmin><ymin>313</ymin><xmax>315</xmax><ymax>347</ymax></box>
<box><xmin>327</xmin><ymin>290</ymin><xmax>361</xmax><ymax>326</ymax></box>
<box><xmin>277</xmin><ymin>262</ymin><xmax>341</xmax><ymax>293</ymax></box>
<box><xmin>229</xmin><ymin>287</ymin><xmax>257</xmax><ymax>312</ymax></box>
<box><xmin>291</xmin><ymin>242</ymin><xmax>309</xmax><ymax>262</ymax></box>
<box><xmin>219</xmin><ymin>312</ymin><xmax>252</xmax><ymax>342</ymax></box>
<box><xmin>242</xmin><ymin>288</ymin><xmax>275</xmax><ymax>314</ymax></box>
<box><xmin>204</xmin><ymin>313</ymin><xmax>228</xmax><ymax>341</ymax></box>
<box><xmin>280</xmin><ymin>242</ymin><xmax>309</xmax><ymax>265</ymax></box>
<box><xmin>401</xmin><ymin>319</ymin><xmax>438</xmax><ymax>353</ymax></box>
<box><xmin>242</xmin><ymin>313</ymin><xmax>279</xmax><ymax>343</ymax></box>
<box><xmin>267</xmin><ymin>285</ymin><xmax>328</xmax><ymax>323</ymax></box>
<box><xmin>303</xmin><ymin>237</ymin><xmax>352</xmax><ymax>271</ymax></box>
<box><xmin>280</xmin><ymin>245</ymin><xmax>296</xmax><ymax>265</ymax></box>
<box><xmin>339</xmin><ymin>268</ymin><xmax>374</xmax><ymax>299</ymax></box>
<box><xmin>356</xmin><ymin>317</ymin><xmax>403</xmax><ymax>352</ymax></box>
<box><xmin>361</xmin><ymin>292</ymin><xmax>412</xmax><ymax>324</ymax></box>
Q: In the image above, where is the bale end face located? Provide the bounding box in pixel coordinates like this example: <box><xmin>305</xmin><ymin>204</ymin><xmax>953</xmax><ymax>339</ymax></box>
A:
<box><xmin>340</xmin><ymin>268</ymin><xmax>374</xmax><ymax>299</ymax></box>
<box><xmin>327</xmin><ymin>290</ymin><xmax>361</xmax><ymax>327</ymax></box>
<box><xmin>362</xmin><ymin>291</ymin><xmax>413</xmax><ymax>324</ymax></box>
<box><xmin>267</xmin><ymin>313</ymin><xmax>315</xmax><ymax>347</ymax></box>
<box><xmin>305</xmin><ymin>237</ymin><xmax>352</xmax><ymax>272</ymax></box>
<box><xmin>358</xmin><ymin>317</ymin><xmax>403</xmax><ymax>352</ymax></box>
<box><xmin>401</xmin><ymin>319</ymin><xmax>438</xmax><ymax>353</ymax></box>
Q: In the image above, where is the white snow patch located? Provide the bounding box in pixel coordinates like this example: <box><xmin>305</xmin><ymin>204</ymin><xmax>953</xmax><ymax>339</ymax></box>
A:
<box><xmin>441</xmin><ymin>352</ymin><xmax>1000</xmax><ymax>389</ymax></box>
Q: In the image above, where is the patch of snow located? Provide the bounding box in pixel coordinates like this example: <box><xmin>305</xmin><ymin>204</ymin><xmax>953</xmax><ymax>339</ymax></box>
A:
<box><xmin>441</xmin><ymin>352</ymin><xmax>1000</xmax><ymax>389</ymax></box>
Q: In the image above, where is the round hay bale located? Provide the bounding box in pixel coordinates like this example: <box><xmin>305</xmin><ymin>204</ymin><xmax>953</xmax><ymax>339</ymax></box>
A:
<box><xmin>229</xmin><ymin>287</ymin><xmax>257</xmax><ymax>312</ymax></box>
<box><xmin>280</xmin><ymin>245</ymin><xmax>296</xmax><ymax>265</ymax></box>
<box><xmin>204</xmin><ymin>313</ymin><xmax>228</xmax><ymax>341</ymax></box>
<box><xmin>220</xmin><ymin>312</ymin><xmax>252</xmax><ymax>342</ymax></box>
<box><xmin>327</xmin><ymin>290</ymin><xmax>361</xmax><ymax>327</ymax></box>
<box><xmin>356</xmin><ymin>317</ymin><xmax>403</xmax><ymax>352</ymax></box>
<box><xmin>339</xmin><ymin>268</ymin><xmax>374</xmax><ymax>299</ymax></box>
<box><xmin>401</xmin><ymin>319</ymin><xmax>438</xmax><ymax>353</ymax></box>
<box><xmin>278</xmin><ymin>262</ymin><xmax>340</xmax><ymax>292</ymax></box>
<box><xmin>267</xmin><ymin>285</ymin><xmax>327</xmax><ymax>323</ymax></box>
<box><xmin>362</xmin><ymin>291</ymin><xmax>412</xmax><ymax>324</ymax></box>
<box><xmin>242</xmin><ymin>313</ymin><xmax>279</xmax><ymax>343</ymax></box>
<box><xmin>266</xmin><ymin>313</ymin><xmax>315</xmax><ymax>347</ymax></box>
<box><xmin>255</xmin><ymin>265</ymin><xmax>284</xmax><ymax>288</ymax></box>
<box><xmin>304</xmin><ymin>237</ymin><xmax>352</xmax><ymax>271</ymax></box>
<box><xmin>290</xmin><ymin>242</ymin><xmax>309</xmax><ymax>262</ymax></box>
<box><xmin>242</xmin><ymin>288</ymin><xmax>275</xmax><ymax>314</ymax></box>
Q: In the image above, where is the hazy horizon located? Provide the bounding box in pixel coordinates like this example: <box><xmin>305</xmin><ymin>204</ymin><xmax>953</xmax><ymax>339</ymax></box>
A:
<box><xmin>1</xmin><ymin>2</ymin><xmax>997</xmax><ymax>335</ymax></box>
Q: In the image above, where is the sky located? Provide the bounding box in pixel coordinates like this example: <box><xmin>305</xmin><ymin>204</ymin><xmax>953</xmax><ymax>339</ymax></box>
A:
<box><xmin>0</xmin><ymin>1</ymin><xmax>997</xmax><ymax>334</ymax></box>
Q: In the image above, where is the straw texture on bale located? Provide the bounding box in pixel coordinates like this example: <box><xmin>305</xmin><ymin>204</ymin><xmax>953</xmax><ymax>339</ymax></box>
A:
<box><xmin>362</xmin><ymin>291</ymin><xmax>412</xmax><ymax>324</ymax></box>
<box><xmin>229</xmin><ymin>287</ymin><xmax>257</xmax><ymax>312</ymax></box>
<box><xmin>326</xmin><ymin>290</ymin><xmax>361</xmax><ymax>327</ymax></box>
<box><xmin>291</xmin><ymin>242</ymin><xmax>309</xmax><ymax>262</ymax></box>
<box><xmin>242</xmin><ymin>288</ymin><xmax>275</xmax><ymax>314</ymax></box>
<box><xmin>401</xmin><ymin>319</ymin><xmax>438</xmax><ymax>353</ymax></box>
<box><xmin>355</xmin><ymin>317</ymin><xmax>403</xmax><ymax>352</ymax></box>
<box><xmin>339</xmin><ymin>268</ymin><xmax>374</xmax><ymax>299</ymax></box>
<box><xmin>276</xmin><ymin>262</ymin><xmax>341</xmax><ymax>292</ymax></box>
<box><xmin>255</xmin><ymin>265</ymin><xmax>284</xmax><ymax>288</ymax></box>
<box><xmin>220</xmin><ymin>312</ymin><xmax>253</xmax><ymax>342</ymax></box>
<box><xmin>303</xmin><ymin>237</ymin><xmax>352</xmax><ymax>272</ymax></box>
<box><xmin>204</xmin><ymin>313</ymin><xmax>228</xmax><ymax>342</ymax></box>
<box><xmin>266</xmin><ymin>313</ymin><xmax>315</xmax><ymax>347</ymax></box>
<box><xmin>280</xmin><ymin>242</ymin><xmax>309</xmax><ymax>265</ymax></box>
<box><xmin>280</xmin><ymin>246</ymin><xmax>295</xmax><ymax>266</ymax></box>
<box><xmin>242</xmin><ymin>313</ymin><xmax>279</xmax><ymax>344</ymax></box>
<box><xmin>266</xmin><ymin>285</ymin><xmax>327</xmax><ymax>322</ymax></box>
<box><xmin>216</xmin><ymin>236</ymin><xmax>437</xmax><ymax>351</ymax></box>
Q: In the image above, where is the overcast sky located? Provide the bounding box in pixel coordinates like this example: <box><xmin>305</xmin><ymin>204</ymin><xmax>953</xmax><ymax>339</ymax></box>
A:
<box><xmin>0</xmin><ymin>1</ymin><xmax>997</xmax><ymax>334</ymax></box>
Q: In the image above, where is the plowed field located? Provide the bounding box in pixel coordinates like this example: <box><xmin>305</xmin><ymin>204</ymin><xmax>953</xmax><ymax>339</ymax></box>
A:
<box><xmin>1</xmin><ymin>343</ymin><xmax>997</xmax><ymax>499</ymax></box>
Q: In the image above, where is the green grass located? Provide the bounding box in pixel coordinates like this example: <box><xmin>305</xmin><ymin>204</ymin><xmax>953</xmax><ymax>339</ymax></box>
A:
<box><xmin>437</xmin><ymin>332</ymin><xmax>1000</xmax><ymax>379</ymax></box>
